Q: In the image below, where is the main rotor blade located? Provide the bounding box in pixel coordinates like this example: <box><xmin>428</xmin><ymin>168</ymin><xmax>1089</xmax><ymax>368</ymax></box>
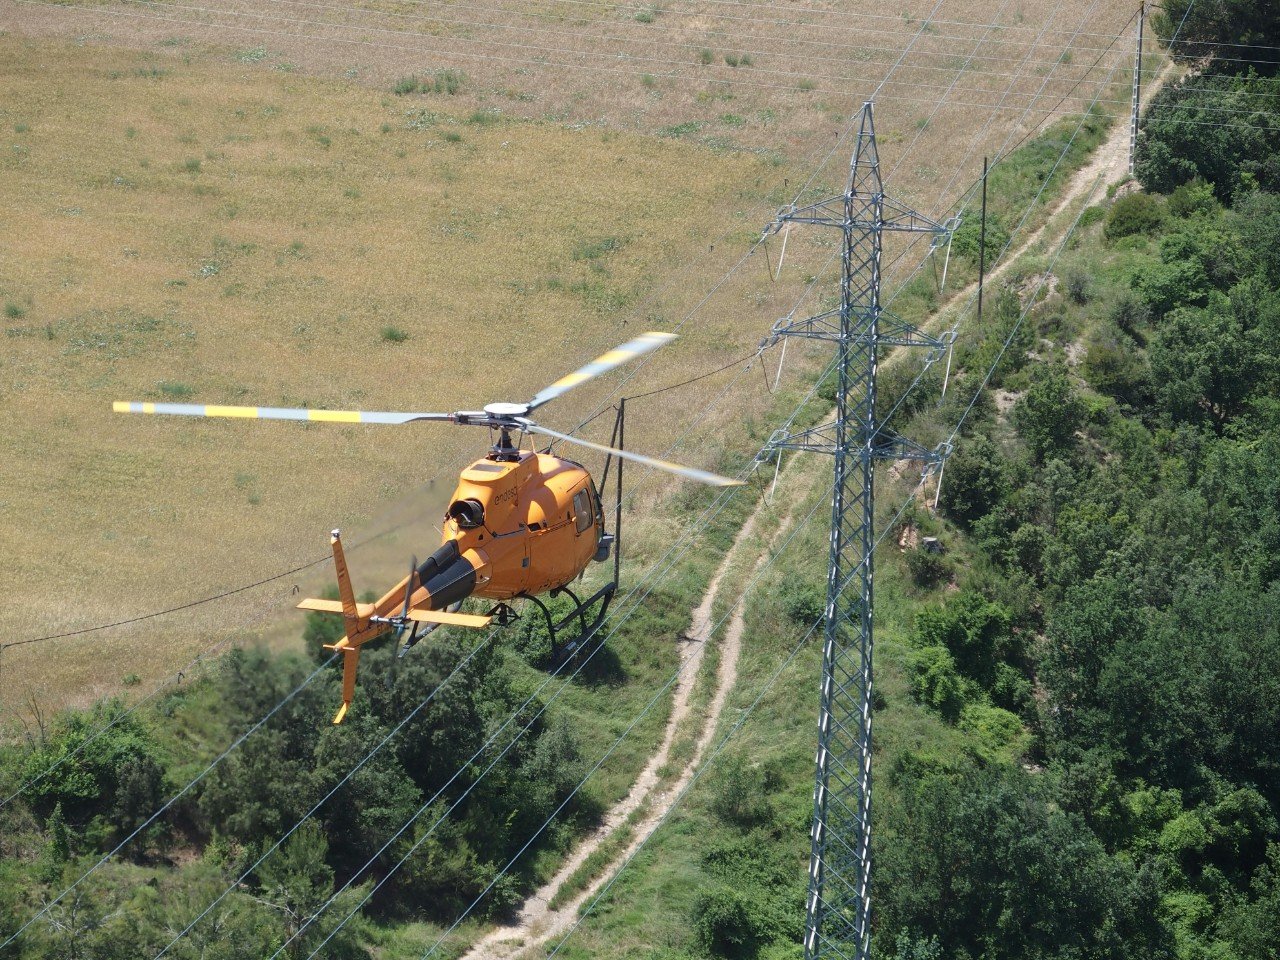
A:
<box><xmin>113</xmin><ymin>402</ymin><xmax>454</xmax><ymax>425</ymax></box>
<box><xmin>526</xmin><ymin>331</ymin><xmax>676</xmax><ymax>412</ymax></box>
<box><xmin>522</xmin><ymin>422</ymin><xmax>743</xmax><ymax>488</ymax></box>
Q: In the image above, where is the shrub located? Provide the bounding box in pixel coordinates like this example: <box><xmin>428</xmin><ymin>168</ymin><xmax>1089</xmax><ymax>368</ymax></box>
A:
<box><xmin>380</xmin><ymin>325</ymin><xmax>409</xmax><ymax>343</ymax></box>
<box><xmin>443</xmin><ymin>131</ymin><xmax>463</xmax><ymax>143</ymax></box>
<box><xmin>1084</xmin><ymin>332</ymin><xmax>1150</xmax><ymax>406</ymax></box>
<box><xmin>779</xmin><ymin>579</ymin><xmax>825</xmax><ymax>627</ymax></box>
<box><xmin>1108</xmin><ymin>291</ymin><xmax>1151</xmax><ymax>339</ymax></box>
<box><xmin>693</xmin><ymin>886</ymin><xmax>760</xmax><ymax>955</ymax></box>
<box><xmin>1064</xmin><ymin>268</ymin><xmax>1091</xmax><ymax>304</ymax></box>
<box><xmin>940</xmin><ymin>436</ymin><xmax>1007</xmax><ymax>530</ymax></box>
<box><xmin>950</xmin><ymin>211</ymin><xmax>1010</xmax><ymax>268</ymax></box>
<box><xmin>905</xmin><ymin>548</ymin><xmax>951</xmax><ymax>589</ymax></box>
<box><xmin>906</xmin><ymin>645</ymin><xmax>969</xmax><ymax>721</ymax></box>
<box><xmin>393</xmin><ymin>76</ymin><xmax>420</xmax><ymax>95</ymax></box>
<box><xmin>1105</xmin><ymin>191</ymin><xmax>1164</xmax><ymax>240</ymax></box>
<box><xmin>698</xmin><ymin>48</ymin><xmax>714</xmax><ymax>65</ymax></box>
<box><xmin>4</xmin><ymin>302</ymin><xmax>25</xmax><ymax>319</ymax></box>
<box><xmin>1168</xmin><ymin>178</ymin><xmax>1219</xmax><ymax>219</ymax></box>
<box><xmin>431</xmin><ymin>70</ymin><xmax>465</xmax><ymax>94</ymax></box>
<box><xmin>159</xmin><ymin>381</ymin><xmax>194</xmax><ymax>398</ymax></box>
<box><xmin>708</xmin><ymin>754</ymin><xmax>774</xmax><ymax>828</ymax></box>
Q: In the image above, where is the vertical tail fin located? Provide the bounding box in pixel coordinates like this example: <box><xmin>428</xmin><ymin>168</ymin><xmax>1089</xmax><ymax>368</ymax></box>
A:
<box><xmin>297</xmin><ymin>529</ymin><xmax>382</xmax><ymax>724</ymax></box>
<box><xmin>330</xmin><ymin>529</ymin><xmax>360</xmax><ymax>628</ymax></box>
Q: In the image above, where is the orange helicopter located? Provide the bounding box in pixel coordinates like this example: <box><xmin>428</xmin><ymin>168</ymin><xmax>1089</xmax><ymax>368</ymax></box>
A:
<box><xmin>114</xmin><ymin>331</ymin><xmax>741</xmax><ymax>723</ymax></box>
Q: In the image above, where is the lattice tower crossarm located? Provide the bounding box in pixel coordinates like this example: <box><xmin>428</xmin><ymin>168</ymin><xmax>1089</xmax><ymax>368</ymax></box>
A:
<box><xmin>764</xmin><ymin>101</ymin><xmax>948</xmax><ymax>960</ymax></box>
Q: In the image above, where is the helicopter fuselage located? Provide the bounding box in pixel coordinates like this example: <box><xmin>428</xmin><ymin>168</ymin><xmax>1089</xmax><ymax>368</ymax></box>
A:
<box><xmin>428</xmin><ymin>449</ymin><xmax>607</xmax><ymax>605</ymax></box>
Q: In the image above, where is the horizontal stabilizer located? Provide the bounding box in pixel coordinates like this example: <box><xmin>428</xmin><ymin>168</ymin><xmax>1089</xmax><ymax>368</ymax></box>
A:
<box><xmin>405</xmin><ymin>608</ymin><xmax>492</xmax><ymax>628</ymax></box>
<box><xmin>298</xmin><ymin>598</ymin><xmax>377</xmax><ymax>618</ymax></box>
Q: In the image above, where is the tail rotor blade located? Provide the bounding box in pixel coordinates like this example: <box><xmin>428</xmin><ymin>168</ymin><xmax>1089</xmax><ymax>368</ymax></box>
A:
<box><xmin>520</xmin><ymin>421</ymin><xmax>743</xmax><ymax>488</ymax></box>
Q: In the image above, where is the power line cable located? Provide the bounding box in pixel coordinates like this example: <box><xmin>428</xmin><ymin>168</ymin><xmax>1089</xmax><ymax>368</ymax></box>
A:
<box><xmin>540</xmin><ymin>166</ymin><xmax>1117</xmax><ymax>957</ymax></box>
<box><xmin>12</xmin><ymin>0</ymin><xmax>1134</xmax><ymax>102</ymax></box>
<box><xmin>268</xmin><ymin>306</ymin><xmax>853</xmax><ymax>957</ymax></box>
<box><xmin>147</xmin><ymin>631</ymin><xmax>499</xmax><ymax>958</ymax></box>
<box><xmin>543</xmin><ymin>473</ymin><xmax>931</xmax><ymax>959</ymax></box>
<box><xmin>255</xmin><ymin>0</ymin><xmax>1123</xmax><ymax>81</ymax></box>
<box><xmin>1</xmin><ymin>653</ymin><xmax>338</xmax><ymax>952</ymax></box>
<box><xmin>407</xmin><ymin>475</ymin><xmax>832</xmax><ymax>960</ymax></box>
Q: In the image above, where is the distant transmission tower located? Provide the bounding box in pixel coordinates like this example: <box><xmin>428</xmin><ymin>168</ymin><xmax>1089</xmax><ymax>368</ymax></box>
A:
<box><xmin>765</xmin><ymin>101</ymin><xmax>951</xmax><ymax>960</ymax></box>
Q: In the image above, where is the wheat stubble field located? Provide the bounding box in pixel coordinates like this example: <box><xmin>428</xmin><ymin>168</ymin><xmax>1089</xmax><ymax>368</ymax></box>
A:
<box><xmin>0</xmin><ymin>0</ymin><xmax>1133</xmax><ymax>713</ymax></box>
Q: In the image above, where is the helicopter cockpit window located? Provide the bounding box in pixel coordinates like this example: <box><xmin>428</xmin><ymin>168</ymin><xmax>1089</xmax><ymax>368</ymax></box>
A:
<box><xmin>573</xmin><ymin>490</ymin><xmax>593</xmax><ymax>534</ymax></box>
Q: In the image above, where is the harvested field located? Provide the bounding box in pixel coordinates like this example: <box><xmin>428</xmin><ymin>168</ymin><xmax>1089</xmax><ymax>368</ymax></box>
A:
<box><xmin>0</xmin><ymin>0</ymin><xmax>1139</xmax><ymax>712</ymax></box>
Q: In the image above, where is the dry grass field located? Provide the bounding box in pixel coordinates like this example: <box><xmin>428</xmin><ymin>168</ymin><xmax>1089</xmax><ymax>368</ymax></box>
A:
<box><xmin>0</xmin><ymin>0</ymin><xmax>1137</xmax><ymax>716</ymax></box>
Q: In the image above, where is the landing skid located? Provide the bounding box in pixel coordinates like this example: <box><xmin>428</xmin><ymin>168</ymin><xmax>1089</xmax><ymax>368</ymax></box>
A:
<box><xmin>487</xmin><ymin>582</ymin><xmax>616</xmax><ymax>665</ymax></box>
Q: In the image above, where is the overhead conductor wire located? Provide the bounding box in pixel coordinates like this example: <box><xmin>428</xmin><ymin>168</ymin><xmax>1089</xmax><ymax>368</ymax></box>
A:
<box><xmin>2</xmin><ymin>1</ymin><xmax>1162</xmax><ymax>957</ymax></box>
<box><xmin>416</xmin><ymin>18</ymin><xmax>1138</xmax><ymax>958</ymax></box>
<box><xmin>0</xmin><ymin>654</ymin><xmax>338</xmax><ymax>952</ymax></box>
<box><xmin>148</xmin><ymin>198</ymin><xmax>854</xmax><ymax>958</ymax></box>
<box><xmin>262</xmin><ymin>288</ymin><xmax>856</xmax><ymax>958</ymax></box>
<box><xmin>542</xmin><ymin>141</ymin><xmax>1116</xmax><ymax>960</ymax></box>
<box><xmin>2</xmin><ymin>0</ymin><xmax>924</xmax><ymax>813</ymax></box>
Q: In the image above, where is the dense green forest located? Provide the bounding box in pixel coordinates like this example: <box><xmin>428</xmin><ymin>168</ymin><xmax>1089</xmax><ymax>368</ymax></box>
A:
<box><xmin>3</xmin><ymin>3</ymin><xmax>1279</xmax><ymax>958</ymax></box>
<box><xmin>875</xmin><ymin>5</ymin><xmax>1280</xmax><ymax>956</ymax></box>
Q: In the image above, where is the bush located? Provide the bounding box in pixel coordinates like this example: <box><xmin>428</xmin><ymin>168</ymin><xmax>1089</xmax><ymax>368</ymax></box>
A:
<box><xmin>1083</xmin><ymin>330</ymin><xmax>1150</xmax><ymax>407</ymax></box>
<box><xmin>431</xmin><ymin>70</ymin><xmax>465</xmax><ymax>94</ymax></box>
<box><xmin>698</xmin><ymin>48</ymin><xmax>714</xmax><ymax>65</ymax></box>
<box><xmin>380</xmin><ymin>325</ymin><xmax>409</xmax><ymax>343</ymax></box>
<box><xmin>905</xmin><ymin>548</ymin><xmax>951</xmax><ymax>589</ymax></box>
<box><xmin>950</xmin><ymin>211</ymin><xmax>1010</xmax><ymax>267</ymax></box>
<box><xmin>1064</xmin><ymin>268</ymin><xmax>1091</xmax><ymax>304</ymax></box>
<box><xmin>939</xmin><ymin>436</ymin><xmax>1007</xmax><ymax>530</ymax></box>
<box><xmin>1105</xmin><ymin>191</ymin><xmax>1164</xmax><ymax>240</ymax></box>
<box><xmin>708</xmin><ymin>754</ymin><xmax>773</xmax><ymax>828</ymax></box>
<box><xmin>1108</xmin><ymin>291</ymin><xmax>1151</xmax><ymax>340</ymax></box>
<box><xmin>1168</xmin><ymin>178</ymin><xmax>1220</xmax><ymax>219</ymax></box>
<box><xmin>906</xmin><ymin>645</ymin><xmax>969</xmax><ymax>721</ymax></box>
<box><xmin>779</xmin><ymin>579</ymin><xmax>825</xmax><ymax>627</ymax></box>
<box><xmin>693</xmin><ymin>886</ymin><xmax>760</xmax><ymax>955</ymax></box>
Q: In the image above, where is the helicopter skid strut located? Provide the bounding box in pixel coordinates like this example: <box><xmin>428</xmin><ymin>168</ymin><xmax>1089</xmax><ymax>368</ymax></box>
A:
<box><xmin>485</xmin><ymin>581</ymin><xmax>616</xmax><ymax>665</ymax></box>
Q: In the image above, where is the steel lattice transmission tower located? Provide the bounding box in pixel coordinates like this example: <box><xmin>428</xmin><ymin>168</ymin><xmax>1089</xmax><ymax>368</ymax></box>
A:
<box><xmin>764</xmin><ymin>102</ymin><xmax>952</xmax><ymax>960</ymax></box>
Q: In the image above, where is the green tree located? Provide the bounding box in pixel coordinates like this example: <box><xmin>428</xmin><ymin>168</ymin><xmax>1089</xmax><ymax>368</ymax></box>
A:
<box><xmin>256</xmin><ymin>821</ymin><xmax>367</xmax><ymax>959</ymax></box>
<box><xmin>1148</xmin><ymin>303</ymin><xmax>1258</xmax><ymax>425</ymax></box>
<box><xmin>1220</xmin><ymin>843</ymin><xmax>1280</xmax><ymax>959</ymax></box>
<box><xmin>1011</xmin><ymin>365</ymin><xmax>1086</xmax><ymax>462</ymax></box>
<box><xmin>878</xmin><ymin>763</ymin><xmax>1174</xmax><ymax>960</ymax></box>
<box><xmin>1106</xmin><ymin>191</ymin><xmax>1165</xmax><ymax>239</ymax></box>
<box><xmin>940</xmin><ymin>436</ymin><xmax>1008</xmax><ymax>529</ymax></box>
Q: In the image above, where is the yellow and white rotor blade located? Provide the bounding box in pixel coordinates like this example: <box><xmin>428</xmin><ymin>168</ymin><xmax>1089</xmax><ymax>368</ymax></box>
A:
<box><xmin>526</xmin><ymin>331</ymin><xmax>676</xmax><ymax>411</ymax></box>
<box><xmin>112</xmin><ymin>401</ymin><xmax>454</xmax><ymax>425</ymax></box>
<box><xmin>522</xmin><ymin>422</ymin><xmax>742</xmax><ymax>488</ymax></box>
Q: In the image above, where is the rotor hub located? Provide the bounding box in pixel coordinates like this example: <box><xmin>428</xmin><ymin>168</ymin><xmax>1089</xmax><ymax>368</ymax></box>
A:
<box><xmin>484</xmin><ymin>402</ymin><xmax>530</xmax><ymax>418</ymax></box>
